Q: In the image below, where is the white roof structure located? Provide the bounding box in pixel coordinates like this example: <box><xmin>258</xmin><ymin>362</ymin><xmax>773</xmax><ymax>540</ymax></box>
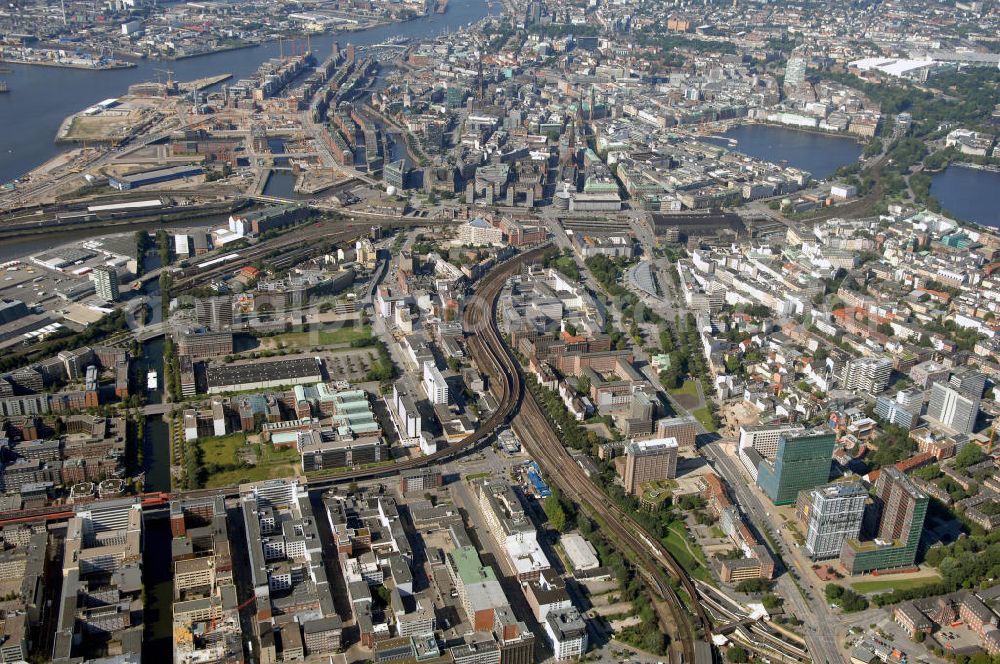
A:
<box><xmin>849</xmin><ymin>58</ymin><xmax>935</xmax><ymax>77</ymax></box>
<box><xmin>561</xmin><ymin>533</ymin><xmax>600</xmax><ymax>571</ymax></box>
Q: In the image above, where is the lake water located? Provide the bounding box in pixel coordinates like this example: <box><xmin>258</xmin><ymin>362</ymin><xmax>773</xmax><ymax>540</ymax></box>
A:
<box><xmin>930</xmin><ymin>165</ymin><xmax>1000</xmax><ymax>229</ymax></box>
<box><xmin>702</xmin><ymin>124</ymin><xmax>863</xmax><ymax>180</ymax></box>
<box><xmin>0</xmin><ymin>0</ymin><xmax>494</xmax><ymax>185</ymax></box>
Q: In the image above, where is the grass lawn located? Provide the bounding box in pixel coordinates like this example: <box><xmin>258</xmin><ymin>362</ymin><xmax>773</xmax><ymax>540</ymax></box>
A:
<box><xmin>710</xmin><ymin>526</ymin><xmax>726</xmax><ymax>539</ymax></box>
<box><xmin>202</xmin><ymin>441</ymin><xmax>301</xmax><ymax>489</ymax></box>
<box><xmin>200</xmin><ymin>433</ymin><xmax>246</xmax><ymax>467</ymax></box>
<box><xmin>268</xmin><ymin>324</ymin><xmax>372</xmax><ymax>349</ymax></box>
<box><xmin>691</xmin><ymin>406</ymin><xmax>717</xmax><ymax>432</ymax></box>
<box><xmin>662</xmin><ymin>524</ymin><xmax>712</xmax><ymax>584</ymax></box>
<box><xmin>851</xmin><ymin>576</ymin><xmax>941</xmax><ymax>595</ymax></box>
<box><xmin>668</xmin><ymin>380</ymin><xmax>698</xmax><ymax>398</ymax></box>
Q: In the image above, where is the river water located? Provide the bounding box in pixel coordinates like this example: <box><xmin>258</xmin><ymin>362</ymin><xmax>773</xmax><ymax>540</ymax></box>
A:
<box><xmin>930</xmin><ymin>165</ymin><xmax>1000</xmax><ymax>229</ymax></box>
<box><xmin>0</xmin><ymin>0</ymin><xmax>494</xmax><ymax>185</ymax></box>
<box><xmin>702</xmin><ymin>124</ymin><xmax>863</xmax><ymax>180</ymax></box>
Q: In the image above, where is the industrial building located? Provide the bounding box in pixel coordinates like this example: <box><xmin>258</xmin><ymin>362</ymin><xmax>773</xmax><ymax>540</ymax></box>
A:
<box><xmin>206</xmin><ymin>357</ymin><xmax>323</xmax><ymax>394</ymax></box>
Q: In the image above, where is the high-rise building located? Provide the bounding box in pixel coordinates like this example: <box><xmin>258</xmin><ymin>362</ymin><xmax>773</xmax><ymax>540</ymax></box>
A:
<box><xmin>737</xmin><ymin>423</ymin><xmax>805</xmax><ymax>480</ymax></box>
<box><xmin>384</xmin><ymin>159</ymin><xmax>407</xmax><ymax>190</ymax></box>
<box><xmin>784</xmin><ymin>49</ymin><xmax>808</xmax><ymax>88</ymax></box>
<box><xmin>927</xmin><ymin>381</ymin><xmax>980</xmax><ymax>434</ymax></box>
<box><xmin>874</xmin><ymin>388</ymin><xmax>923</xmax><ymax>430</ymax></box>
<box><xmin>949</xmin><ymin>369</ymin><xmax>986</xmax><ymax>399</ymax></box>
<box><xmin>92</xmin><ymin>266</ymin><xmax>119</xmax><ymax>302</ymax></box>
<box><xmin>796</xmin><ymin>482</ymin><xmax>867</xmax><ymax>560</ymax></box>
<box><xmin>623</xmin><ymin>437</ymin><xmax>679</xmax><ymax>495</ymax></box>
<box><xmin>839</xmin><ymin>467</ymin><xmax>928</xmax><ymax>574</ymax></box>
<box><xmin>841</xmin><ymin>357</ymin><xmax>892</xmax><ymax>395</ymax></box>
<box><xmin>422</xmin><ymin>361</ymin><xmax>449</xmax><ymax>405</ymax></box>
<box><xmin>755</xmin><ymin>430</ymin><xmax>835</xmax><ymax>505</ymax></box>
<box><xmin>195</xmin><ymin>296</ymin><xmax>234</xmax><ymax>330</ymax></box>
<box><xmin>655</xmin><ymin>416</ymin><xmax>699</xmax><ymax>448</ymax></box>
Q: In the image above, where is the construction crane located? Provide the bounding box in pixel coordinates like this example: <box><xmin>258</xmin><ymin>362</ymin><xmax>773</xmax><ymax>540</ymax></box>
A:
<box><xmin>154</xmin><ymin>68</ymin><xmax>178</xmax><ymax>94</ymax></box>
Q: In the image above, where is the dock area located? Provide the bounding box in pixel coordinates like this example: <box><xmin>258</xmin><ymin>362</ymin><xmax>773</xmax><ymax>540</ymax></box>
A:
<box><xmin>0</xmin><ymin>48</ymin><xmax>136</xmax><ymax>70</ymax></box>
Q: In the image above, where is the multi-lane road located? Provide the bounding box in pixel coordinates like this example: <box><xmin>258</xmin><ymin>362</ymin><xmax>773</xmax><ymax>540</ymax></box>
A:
<box><xmin>702</xmin><ymin>440</ymin><xmax>844</xmax><ymax>663</ymax></box>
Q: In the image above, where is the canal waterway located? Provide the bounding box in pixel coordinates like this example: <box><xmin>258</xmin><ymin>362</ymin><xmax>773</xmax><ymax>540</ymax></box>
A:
<box><xmin>0</xmin><ymin>0</ymin><xmax>495</xmax><ymax>185</ymax></box>
<box><xmin>930</xmin><ymin>165</ymin><xmax>1000</xmax><ymax>229</ymax></box>
<box><xmin>702</xmin><ymin>124</ymin><xmax>864</xmax><ymax>180</ymax></box>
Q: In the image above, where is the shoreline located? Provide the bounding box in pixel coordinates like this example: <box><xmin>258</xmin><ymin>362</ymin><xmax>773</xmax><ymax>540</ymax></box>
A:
<box><xmin>733</xmin><ymin>119</ymin><xmax>870</xmax><ymax>145</ymax></box>
<box><xmin>166</xmin><ymin>42</ymin><xmax>261</xmax><ymax>61</ymax></box>
<box><xmin>0</xmin><ymin>57</ymin><xmax>137</xmax><ymax>71</ymax></box>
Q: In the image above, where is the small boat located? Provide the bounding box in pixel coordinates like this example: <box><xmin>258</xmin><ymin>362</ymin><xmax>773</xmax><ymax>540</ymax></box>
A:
<box><xmin>0</xmin><ymin>81</ymin><xmax>8</xmax><ymax>93</ymax></box>
<box><xmin>147</xmin><ymin>370</ymin><xmax>158</xmax><ymax>391</ymax></box>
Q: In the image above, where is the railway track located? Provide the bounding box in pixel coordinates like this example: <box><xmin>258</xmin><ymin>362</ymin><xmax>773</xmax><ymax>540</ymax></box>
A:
<box><xmin>170</xmin><ymin>215</ymin><xmax>457</xmax><ymax>291</ymax></box>
<box><xmin>514</xmin><ymin>395</ymin><xmax>710</xmax><ymax>664</ymax></box>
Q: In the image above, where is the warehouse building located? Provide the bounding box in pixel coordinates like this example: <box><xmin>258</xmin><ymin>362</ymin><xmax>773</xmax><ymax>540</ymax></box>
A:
<box><xmin>109</xmin><ymin>165</ymin><xmax>204</xmax><ymax>191</ymax></box>
<box><xmin>206</xmin><ymin>357</ymin><xmax>323</xmax><ymax>394</ymax></box>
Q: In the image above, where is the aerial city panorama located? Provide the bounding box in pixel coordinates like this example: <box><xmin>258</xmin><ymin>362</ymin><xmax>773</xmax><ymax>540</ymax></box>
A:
<box><xmin>0</xmin><ymin>0</ymin><xmax>998</xmax><ymax>662</ymax></box>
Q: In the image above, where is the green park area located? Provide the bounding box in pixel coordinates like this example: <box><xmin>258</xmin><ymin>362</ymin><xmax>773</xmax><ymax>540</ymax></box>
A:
<box><xmin>668</xmin><ymin>379</ymin><xmax>698</xmax><ymax>399</ymax></box>
<box><xmin>196</xmin><ymin>433</ymin><xmax>302</xmax><ymax>489</ymax></box>
<box><xmin>662</xmin><ymin>522</ymin><xmax>712</xmax><ymax>584</ymax></box>
<box><xmin>266</xmin><ymin>324</ymin><xmax>373</xmax><ymax>349</ymax></box>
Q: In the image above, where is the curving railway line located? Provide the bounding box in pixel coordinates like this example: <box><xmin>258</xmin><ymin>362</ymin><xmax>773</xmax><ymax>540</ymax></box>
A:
<box><xmin>0</xmin><ymin>242</ymin><xmax>714</xmax><ymax>664</ymax></box>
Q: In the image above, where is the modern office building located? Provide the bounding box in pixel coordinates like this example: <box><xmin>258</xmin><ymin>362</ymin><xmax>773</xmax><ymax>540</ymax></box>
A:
<box><xmin>92</xmin><ymin>266</ymin><xmax>120</xmax><ymax>302</ymax></box>
<box><xmin>422</xmin><ymin>361</ymin><xmax>449</xmax><ymax>405</ymax></box>
<box><xmin>477</xmin><ymin>479</ymin><xmax>551</xmax><ymax>582</ymax></box>
<box><xmin>390</xmin><ymin>380</ymin><xmax>423</xmax><ymax>441</ymax></box>
<box><xmin>755</xmin><ymin>430</ymin><xmax>835</xmax><ymax>505</ymax></box>
<box><xmin>840</xmin><ymin>467</ymin><xmax>928</xmax><ymax>575</ymax></box>
<box><xmin>840</xmin><ymin>357</ymin><xmax>892</xmax><ymax>395</ymax></box>
<box><xmin>623</xmin><ymin>437</ymin><xmax>679</xmax><ymax>495</ymax></box>
<box><xmin>384</xmin><ymin>159</ymin><xmax>407</xmax><ymax>190</ymax></box>
<box><xmin>927</xmin><ymin>381</ymin><xmax>980</xmax><ymax>434</ymax></box>
<box><xmin>796</xmin><ymin>482</ymin><xmax>867</xmax><ymax>560</ymax></box>
<box><xmin>738</xmin><ymin>423</ymin><xmax>806</xmax><ymax>480</ymax></box>
<box><xmin>195</xmin><ymin>296</ymin><xmax>234</xmax><ymax>330</ymax></box>
<box><xmin>543</xmin><ymin>608</ymin><xmax>588</xmax><ymax>661</ymax></box>
<box><xmin>52</xmin><ymin>498</ymin><xmax>144</xmax><ymax>662</ymax></box>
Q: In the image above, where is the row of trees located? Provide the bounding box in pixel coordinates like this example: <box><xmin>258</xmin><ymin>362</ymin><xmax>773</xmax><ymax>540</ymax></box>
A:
<box><xmin>871</xmin><ymin>523</ymin><xmax>1000</xmax><ymax>607</ymax></box>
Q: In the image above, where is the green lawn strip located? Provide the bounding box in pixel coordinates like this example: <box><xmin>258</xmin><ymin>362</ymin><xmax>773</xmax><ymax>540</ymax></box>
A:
<box><xmin>851</xmin><ymin>576</ymin><xmax>941</xmax><ymax>595</ymax></box>
<box><xmin>662</xmin><ymin>524</ymin><xmax>712</xmax><ymax>583</ymax></box>
<box><xmin>268</xmin><ymin>325</ymin><xmax>372</xmax><ymax>348</ymax></box>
